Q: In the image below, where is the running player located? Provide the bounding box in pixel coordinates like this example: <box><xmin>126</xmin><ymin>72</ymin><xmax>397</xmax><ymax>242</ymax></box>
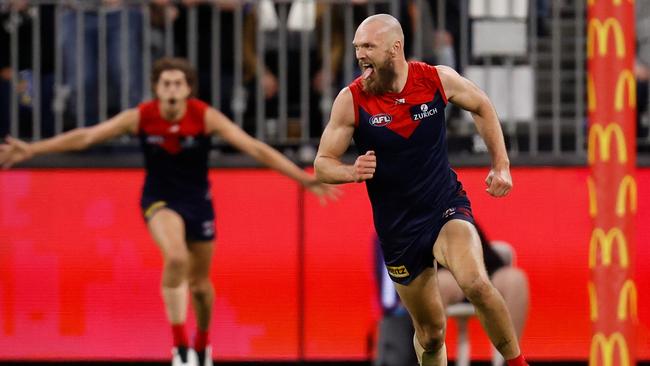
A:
<box><xmin>0</xmin><ymin>57</ymin><xmax>337</xmax><ymax>366</ymax></box>
<box><xmin>314</xmin><ymin>14</ymin><xmax>527</xmax><ymax>366</ymax></box>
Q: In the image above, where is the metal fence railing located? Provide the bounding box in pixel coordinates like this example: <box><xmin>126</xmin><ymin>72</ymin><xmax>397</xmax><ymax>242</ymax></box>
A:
<box><xmin>1</xmin><ymin>0</ymin><xmax>649</xmax><ymax>166</ymax></box>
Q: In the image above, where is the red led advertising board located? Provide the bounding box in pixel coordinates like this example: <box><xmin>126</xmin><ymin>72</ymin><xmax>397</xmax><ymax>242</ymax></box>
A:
<box><xmin>0</xmin><ymin>168</ymin><xmax>648</xmax><ymax>361</ymax></box>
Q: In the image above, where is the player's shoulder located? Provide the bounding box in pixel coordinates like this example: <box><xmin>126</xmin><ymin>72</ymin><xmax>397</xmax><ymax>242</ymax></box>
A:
<box><xmin>137</xmin><ymin>99</ymin><xmax>159</xmax><ymax>123</ymax></box>
<box><xmin>408</xmin><ymin>61</ymin><xmax>436</xmax><ymax>75</ymax></box>
<box><xmin>138</xmin><ymin>99</ymin><xmax>157</xmax><ymax>112</ymax></box>
<box><xmin>408</xmin><ymin>61</ymin><xmax>457</xmax><ymax>76</ymax></box>
<box><xmin>330</xmin><ymin>86</ymin><xmax>353</xmax><ymax>109</ymax></box>
<box><xmin>432</xmin><ymin>64</ymin><xmax>460</xmax><ymax>79</ymax></box>
<box><xmin>187</xmin><ymin>98</ymin><xmax>210</xmax><ymax>111</ymax></box>
<box><xmin>330</xmin><ymin>87</ymin><xmax>356</xmax><ymax>125</ymax></box>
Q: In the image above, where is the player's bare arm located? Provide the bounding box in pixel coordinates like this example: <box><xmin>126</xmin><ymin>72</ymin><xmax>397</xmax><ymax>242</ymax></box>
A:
<box><xmin>436</xmin><ymin>65</ymin><xmax>512</xmax><ymax>197</ymax></box>
<box><xmin>314</xmin><ymin>87</ymin><xmax>376</xmax><ymax>184</ymax></box>
<box><xmin>0</xmin><ymin>109</ymin><xmax>139</xmax><ymax>169</ymax></box>
<box><xmin>204</xmin><ymin>107</ymin><xmax>339</xmax><ymax>202</ymax></box>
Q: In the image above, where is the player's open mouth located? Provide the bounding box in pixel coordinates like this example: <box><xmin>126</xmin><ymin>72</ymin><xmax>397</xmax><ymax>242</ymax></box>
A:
<box><xmin>169</xmin><ymin>98</ymin><xmax>177</xmax><ymax>105</ymax></box>
<box><xmin>361</xmin><ymin>63</ymin><xmax>374</xmax><ymax>79</ymax></box>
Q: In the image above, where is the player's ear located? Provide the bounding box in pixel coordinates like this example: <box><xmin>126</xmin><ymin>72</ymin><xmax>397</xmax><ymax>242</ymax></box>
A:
<box><xmin>391</xmin><ymin>40</ymin><xmax>401</xmax><ymax>56</ymax></box>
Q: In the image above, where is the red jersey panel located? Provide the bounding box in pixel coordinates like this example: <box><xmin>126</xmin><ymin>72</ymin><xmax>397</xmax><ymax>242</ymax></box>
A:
<box><xmin>348</xmin><ymin>62</ymin><xmax>464</xmax><ymax>241</ymax></box>
<box><xmin>137</xmin><ymin>98</ymin><xmax>212</xmax><ymax>200</ymax></box>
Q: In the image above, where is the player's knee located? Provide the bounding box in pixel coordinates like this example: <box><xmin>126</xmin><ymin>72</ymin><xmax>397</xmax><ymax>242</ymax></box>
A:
<box><xmin>165</xmin><ymin>253</ymin><xmax>190</xmax><ymax>276</ymax></box>
<box><xmin>189</xmin><ymin>278</ymin><xmax>213</xmax><ymax>302</ymax></box>
<box><xmin>415</xmin><ymin>319</ymin><xmax>446</xmax><ymax>352</ymax></box>
<box><xmin>460</xmin><ymin>276</ymin><xmax>494</xmax><ymax>306</ymax></box>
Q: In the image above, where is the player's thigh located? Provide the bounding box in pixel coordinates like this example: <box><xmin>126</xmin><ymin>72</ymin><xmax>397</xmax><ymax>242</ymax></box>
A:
<box><xmin>188</xmin><ymin>241</ymin><xmax>214</xmax><ymax>280</ymax></box>
<box><xmin>394</xmin><ymin>267</ymin><xmax>446</xmax><ymax>328</ymax></box>
<box><xmin>147</xmin><ymin>208</ymin><xmax>188</xmax><ymax>258</ymax></box>
<box><xmin>432</xmin><ymin>219</ymin><xmax>488</xmax><ymax>286</ymax></box>
<box><xmin>437</xmin><ymin>269</ymin><xmax>465</xmax><ymax>306</ymax></box>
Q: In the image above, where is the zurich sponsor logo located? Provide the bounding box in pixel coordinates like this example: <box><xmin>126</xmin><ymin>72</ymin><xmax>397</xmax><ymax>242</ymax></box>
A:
<box><xmin>412</xmin><ymin>103</ymin><xmax>438</xmax><ymax>121</ymax></box>
<box><xmin>146</xmin><ymin>135</ymin><xmax>164</xmax><ymax>144</ymax></box>
<box><xmin>368</xmin><ymin>113</ymin><xmax>392</xmax><ymax>127</ymax></box>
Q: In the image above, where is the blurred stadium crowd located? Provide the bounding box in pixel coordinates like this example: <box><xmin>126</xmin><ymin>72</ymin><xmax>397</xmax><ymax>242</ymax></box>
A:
<box><xmin>1</xmin><ymin>0</ymin><xmax>649</xmax><ymax>164</ymax></box>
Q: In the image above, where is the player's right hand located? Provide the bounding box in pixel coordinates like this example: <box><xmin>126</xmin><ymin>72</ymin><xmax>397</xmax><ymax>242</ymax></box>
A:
<box><xmin>0</xmin><ymin>136</ymin><xmax>33</xmax><ymax>169</ymax></box>
<box><xmin>352</xmin><ymin>150</ymin><xmax>376</xmax><ymax>182</ymax></box>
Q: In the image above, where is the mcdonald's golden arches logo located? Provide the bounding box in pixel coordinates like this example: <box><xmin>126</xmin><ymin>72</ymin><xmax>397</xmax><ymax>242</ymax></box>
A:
<box><xmin>588</xmin><ymin>175</ymin><xmax>637</xmax><ymax>217</ymax></box>
<box><xmin>587</xmin><ymin>18</ymin><xmax>626</xmax><ymax>59</ymax></box>
<box><xmin>588</xmin><ymin>123</ymin><xmax>627</xmax><ymax>164</ymax></box>
<box><xmin>588</xmin><ymin>73</ymin><xmax>597</xmax><ymax>112</ymax></box>
<box><xmin>617</xmin><ymin>279</ymin><xmax>637</xmax><ymax>321</ymax></box>
<box><xmin>592</xmin><ymin>279</ymin><xmax>640</xmax><ymax>322</ymax></box>
<box><xmin>588</xmin><ymin>281</ymin><xmax>598</xmax><ymax>321</ymax></box>
<box><xmin>588</xmin><ymin>0</ymin><xmax>635</xmax><ymax>5</ymax></box>
<box><xmin>615</xmin><ymin>69</ymin><xmax>636</xmax><ymax>112</ymax></box>
<box><xmin>616</xmin><ymin>175</ymin><xmax>637</xmax><ymax>217</ymax></box>
<box><xmin>590</xmin><ymin>332</ymin><xmax>630</xmax><ymax>366</ymax></box>
<box><xmin>587</xmin><ymin>176</ymin><xmax>597</xmax><ymax>217</ymax></box>
<box><xmin>589</xmin><ymin>227</ymin><xmax>629</xmax><ymax>268</ymax></box>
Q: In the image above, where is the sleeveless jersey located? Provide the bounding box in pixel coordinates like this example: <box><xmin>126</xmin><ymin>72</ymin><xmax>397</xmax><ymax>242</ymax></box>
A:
<box><xmin>137</xmin><ymin>98</ymin><xmax>212</xmax><ymax>200</ymax></box>
<box><xmin>349</xmin><ymin>62</ymin><xmax>463</xmax><ymax>240</ymax></box>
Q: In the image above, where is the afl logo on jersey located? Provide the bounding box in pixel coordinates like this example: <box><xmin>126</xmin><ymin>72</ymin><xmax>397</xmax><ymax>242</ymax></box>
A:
<box><xmin>369</xmin><ymin>113</ymin><xmax>393</xmax><ymax>127</ymax></box>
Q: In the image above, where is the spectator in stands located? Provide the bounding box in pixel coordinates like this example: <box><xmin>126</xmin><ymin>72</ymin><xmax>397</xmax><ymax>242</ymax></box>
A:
<box><xmin>416</xmin><ymin>0</ymin><xmax>461</xmax><ymax>70</ymax></box>
<box><xmin>172</xmin><ymin>0</ymin><xmax>278</xmax><ymax>137</ymax></box>
<box><xmin>60</xmin><ymin>0</ymin><xmax>144</xmax><ymax>127</ymax></box>
<box><xmin>0</xmin><ymin>0</ymin><xmax>55</xmax><ymax>138</ymax></box>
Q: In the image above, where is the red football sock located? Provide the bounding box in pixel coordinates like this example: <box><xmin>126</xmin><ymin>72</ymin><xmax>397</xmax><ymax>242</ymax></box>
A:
<box><xmin>507</xmin><ymin>354</ymin><xmax>528</xmax><ymax>366</ymax></box>
<box><xmin>172</xmin><ymin>324</ymin><xmax>189</xmax><ymax>347</ymax></box>
<box><xmin>194</xmin><ymin>329</ymin><xmax>210</xmax><ymax>352</ymax></box>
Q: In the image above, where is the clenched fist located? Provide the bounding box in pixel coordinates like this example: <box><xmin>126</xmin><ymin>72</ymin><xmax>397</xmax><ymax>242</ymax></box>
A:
<box><xmin>353</xmin><ymin>150</ymin><xmax>376</xmax><ymax>182</ymax></box>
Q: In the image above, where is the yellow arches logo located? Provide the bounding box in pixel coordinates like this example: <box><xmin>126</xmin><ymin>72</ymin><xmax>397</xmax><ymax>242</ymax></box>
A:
<box><xmin>589</xmin><ymin>228</ymin><xmax>629</xmax><ymax>268</ymax></box>
<box><xmin>586</xmin><ymin>175</ymin><xmax>636</xmax><ymax>217</ymax></box>
<box><xmin>587</xmin><ymin>279</ymin><xmax>637</xmax><ymax>321</ymax></box>
<box><xmin>616</xmin><ymin>175</ymin><xmax>637</xmax><ymax>217</ymax></box>
<box><xmin>588</xmin><ymin>0</ymin><xmax>635</xmax><ymax>5</ymax></box>
<box><xmin>588</xmin><ymin>73</ymin><xmax>597</xmax><ymax>112</ymax></box>
<box><xmin>590</xmin><ymin>332</ymin><xmax>630</xmax><ymax>366</ymax></box>
<box><xmin>588</xmin><ymin>18</ymin><xmax>626</xmax><ymax>59</ymax></box>
<box><xmin>587</xmin><ymin>176</ymin><xmax>597</xmax><ymax>218</ymax></box>
<box><xmin>617</xmin><ymin>279</ymin><xmax>637</xmax><ymax>321</ymax></box>
<box><xmin>588</xmin><ymin>281</ymin><xmax>598</xmax><ymax>321</ymax></box>
<box><xmin>615</xmin><ymin>69</ymin><xmax>636</xmax><ymax>111</ymax></box>
<box><xmin>587</xmin><ymin>69</ymin><xmax>635</xmax><ymax>112</ymax></box>
<box><xmin>588</xmin><ymin>123</ymin><xmax>627</xmax><ymax>164</ymax></box>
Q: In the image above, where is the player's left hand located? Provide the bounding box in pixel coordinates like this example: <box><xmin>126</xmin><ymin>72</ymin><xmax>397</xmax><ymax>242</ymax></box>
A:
<box><xmin>304</xmin><ymin>179</ymin><xmax>342</xmax><ymax>205</ymax></box>
<box><xmin>0</xmin><ymin>136</ymin><xmax>33</xmax><ymax>169</ymax></box>
<box><xmin>485</xmin><ymin>166</ymin><xmax>512</xmax><ymax>197</ymax></box>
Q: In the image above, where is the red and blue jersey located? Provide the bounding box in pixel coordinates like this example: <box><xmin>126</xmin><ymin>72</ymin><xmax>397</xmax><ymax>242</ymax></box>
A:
<box><xmin>349</xmin><ymin>62</ymin><xmax>465</xmax><ymax>240</ymax></box>
<box><xmin>137</xmin><ymin>98</ymin><xmax>212</xmax><ymax>200</ymax></box>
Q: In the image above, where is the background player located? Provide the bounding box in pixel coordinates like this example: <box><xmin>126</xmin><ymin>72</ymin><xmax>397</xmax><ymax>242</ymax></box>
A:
<box><xmin>0</xmin><ymin>57</ymin><xmax>337</xmax><ymax>366</ymax></box>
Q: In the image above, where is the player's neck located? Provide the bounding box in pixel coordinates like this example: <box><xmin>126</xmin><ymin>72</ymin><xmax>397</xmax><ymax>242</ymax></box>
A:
<box><xmin>159</xmin><ymin>101</ymin><xmax>187</xmax><ymax>122</ymax></box>
<box><xmin>390</xmin><ymin>60</ymin><xmax>409</xmax><ymax>94</ymax></box>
